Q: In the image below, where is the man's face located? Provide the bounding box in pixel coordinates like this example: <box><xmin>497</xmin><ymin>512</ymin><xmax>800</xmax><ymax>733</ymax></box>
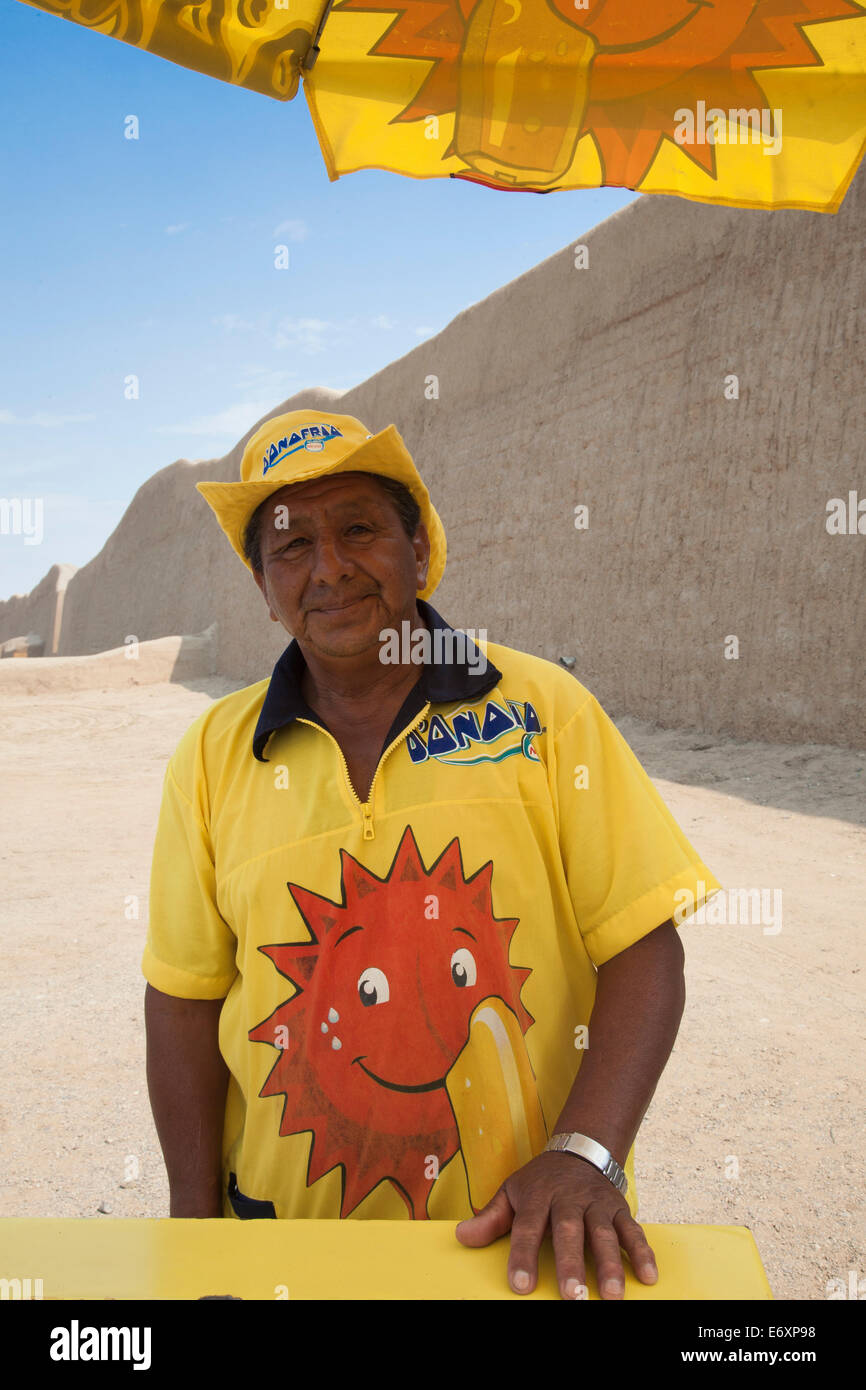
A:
<box><xmin>251</xmin><ymin>472</ymin><xmax>430</xmax><ymax>661</ymax></box>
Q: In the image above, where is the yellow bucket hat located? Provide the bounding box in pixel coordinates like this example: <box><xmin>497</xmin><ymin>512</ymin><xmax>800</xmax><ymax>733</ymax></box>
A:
<box><xmin>196</xmin><ymin>409</ymin><xmax>446</xmax><ymax>599</ymax></box>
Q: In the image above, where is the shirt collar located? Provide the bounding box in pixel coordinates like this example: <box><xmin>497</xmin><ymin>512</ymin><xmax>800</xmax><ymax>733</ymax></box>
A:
<box><xmin>252</xmin><ymin>597</ymin><xmax>502</xmax><ymax>761</ymax></box>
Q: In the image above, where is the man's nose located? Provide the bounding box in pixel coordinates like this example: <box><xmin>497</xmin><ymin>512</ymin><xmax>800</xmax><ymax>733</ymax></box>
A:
<box><xmin>307</xmin><ymin>532</ymin><xmax>356</xmax><ymax>585</ymax></box>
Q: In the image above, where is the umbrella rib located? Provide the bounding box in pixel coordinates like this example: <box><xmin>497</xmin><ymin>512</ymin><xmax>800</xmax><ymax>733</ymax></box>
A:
<box><xmin>303</xmin><ymin>0</ymin><xmax>338</xmax><ymax>71</ymax></box>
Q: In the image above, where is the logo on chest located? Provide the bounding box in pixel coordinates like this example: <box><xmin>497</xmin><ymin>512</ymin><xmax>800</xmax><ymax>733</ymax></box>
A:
<box><xmin>406</xmin><ymin>698</ymin><xmax>544</xmax><ymax>767</ymax></box>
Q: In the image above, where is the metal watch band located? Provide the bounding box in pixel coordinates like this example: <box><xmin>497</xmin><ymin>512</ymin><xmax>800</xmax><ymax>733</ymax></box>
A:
<box><xmin>545</xmin><ymin>1132</ymin><xmax>628</xmax><ymax>1196</ymax></box>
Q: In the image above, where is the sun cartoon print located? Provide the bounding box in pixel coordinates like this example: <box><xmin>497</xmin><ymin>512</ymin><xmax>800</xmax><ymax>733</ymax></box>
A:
<box><xmin>249</xmin><ymin>825</ymin><xmax>536</xmax><ymax>1218</ymax></box>
<box><xmin>330</xmin><ymin>0</ymin><xmax>862</xmax><ymax>189</ymax></box>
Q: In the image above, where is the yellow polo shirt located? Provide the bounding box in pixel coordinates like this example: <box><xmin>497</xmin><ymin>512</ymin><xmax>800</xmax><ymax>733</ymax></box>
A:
<box><xmin>143</xmin><ymin>600</ymin><xmax>720</xmax><ymax>1222</ymax></box>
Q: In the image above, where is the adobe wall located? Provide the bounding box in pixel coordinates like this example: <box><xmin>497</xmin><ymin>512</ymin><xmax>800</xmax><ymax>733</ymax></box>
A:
<box><xmin>5</xmin><ymin>166</ymin><xmax>864</xmax><ymax>745</ymax></box>
<box><xmin>0</xmin><ymin>563</ymin><xmax>76</xmax><ymax>656</ymax></box>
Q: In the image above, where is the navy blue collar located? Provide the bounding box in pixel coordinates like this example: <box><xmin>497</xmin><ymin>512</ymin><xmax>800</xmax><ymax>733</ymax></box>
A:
<box><xmin>252</xmin><ymin>598</ymin><xmax>502</xmax><ymax>761</ymax></box>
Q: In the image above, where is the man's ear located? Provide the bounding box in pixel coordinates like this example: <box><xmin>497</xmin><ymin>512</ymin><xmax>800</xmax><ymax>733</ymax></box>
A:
<box><xmin>252</xmin><ymin>566</ymin><xmax>279</xmax><ymax>623</ymax></box>
<box><xmin>414</xmin><ymin>523</ymin><xmax>431</xmax><ymax>588</ymax></box>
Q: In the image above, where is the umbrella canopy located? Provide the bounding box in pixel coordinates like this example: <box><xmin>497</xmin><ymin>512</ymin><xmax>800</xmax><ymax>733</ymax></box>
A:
<box><xmin>17</xmin><ymin>0</ymin><xmax>866</xmax><ymax>211</ymax></box>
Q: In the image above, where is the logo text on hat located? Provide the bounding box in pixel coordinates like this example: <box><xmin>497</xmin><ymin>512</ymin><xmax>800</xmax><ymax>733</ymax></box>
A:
<box><xmin>262</xmin><ymin>423</ymin><xmax>343</xmax><ymax>476</ymax></box>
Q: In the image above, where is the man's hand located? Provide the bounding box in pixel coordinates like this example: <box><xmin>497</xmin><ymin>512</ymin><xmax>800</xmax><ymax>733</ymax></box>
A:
<box><xmin>455</xmin><ymin>921</ymin><xmax>683</xmax><ymax>1297</ymax></box>
<box><xmin>455</xmin><ymin>1151</ymin><xmax>658</xmax><ymax>1300</ymax></box>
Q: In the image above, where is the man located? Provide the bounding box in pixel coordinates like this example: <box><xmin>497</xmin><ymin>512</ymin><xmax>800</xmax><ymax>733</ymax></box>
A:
<box><xmin>143</xmin><ymin>408</ymin><xmax>721</xmax><ymax>1300</ymax></box>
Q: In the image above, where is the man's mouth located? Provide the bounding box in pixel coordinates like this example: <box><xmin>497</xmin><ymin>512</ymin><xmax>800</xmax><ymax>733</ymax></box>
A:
<box><xmin>355</xmin><ymin>1057</ymin><xmax>446</xmax><ymax>1093</ymax></box>
<box><xmin>315</xmin><ymin>595</ymin><xmax>375</xmax><ymax>614</ymax></box>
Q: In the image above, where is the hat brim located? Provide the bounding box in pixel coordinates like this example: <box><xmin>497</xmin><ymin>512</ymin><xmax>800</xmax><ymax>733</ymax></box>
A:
<box><xmin>196</xmin><ymin>423</ymin><xmax>446</xmax><ymax>600</ymax></box>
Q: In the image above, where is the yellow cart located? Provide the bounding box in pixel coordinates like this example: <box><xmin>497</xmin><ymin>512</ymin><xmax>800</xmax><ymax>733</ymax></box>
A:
<box><xmin>0</xmin><ymin>1219</ymin><xmax>772</xmax><ymax>1300</ymax></box>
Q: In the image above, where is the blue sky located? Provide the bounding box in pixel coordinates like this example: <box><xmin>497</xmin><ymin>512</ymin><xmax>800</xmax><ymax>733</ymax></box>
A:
<box><xmin>0</xmin><ymin>2</ymin><xmax>638</xmax><ymax>601</ymax></box>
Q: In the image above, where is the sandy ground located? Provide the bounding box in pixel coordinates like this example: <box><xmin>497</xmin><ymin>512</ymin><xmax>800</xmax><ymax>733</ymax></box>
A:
<box><xmin>0</xmin><ymin>677</ymin><xmax>863</xmax><ymax>1301</ymax></box>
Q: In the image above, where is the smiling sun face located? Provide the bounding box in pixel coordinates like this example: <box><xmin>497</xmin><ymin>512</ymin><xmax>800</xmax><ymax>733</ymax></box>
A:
<box><xmin>249</xmin><ymin>825</ymin><xmax>533</xmax><ymax>1218</ymax></box>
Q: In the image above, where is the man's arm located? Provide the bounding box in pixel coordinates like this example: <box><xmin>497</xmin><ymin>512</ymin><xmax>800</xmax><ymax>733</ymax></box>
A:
<box><xmin>554</xmin><ymin>917</ymin><xmax>685</xmax><ymax>1157</ymax></box>
<box><xmin>144</xmin><ymin>983</ymin><xmax>230</xmax><ymax>1218</ymax></box>
<box><xmin>456</xmin><ymin>920</ymin><xmax>685</xmax><ymax>1298</ymax></box>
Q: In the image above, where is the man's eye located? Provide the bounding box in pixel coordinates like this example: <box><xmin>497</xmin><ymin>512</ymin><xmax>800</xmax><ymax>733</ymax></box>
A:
<box><xmin>270</xmin><ymin>527</ymin><xmax>370</xmax><ymax>556</ymax></box>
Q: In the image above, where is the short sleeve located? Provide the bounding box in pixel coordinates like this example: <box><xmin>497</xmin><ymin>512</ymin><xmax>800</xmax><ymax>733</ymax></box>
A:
<box><xmin>142</xmin><ymin>759</ymin><xmax>238</xmax><ymax>999</ymax></box>
<box><xmin>553</xmin><ymin>691</ymin><xmax>722</xmax><ymax>967</ymax></box>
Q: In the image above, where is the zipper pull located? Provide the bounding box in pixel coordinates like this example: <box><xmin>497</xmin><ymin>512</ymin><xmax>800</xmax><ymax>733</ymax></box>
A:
<box><xmin>362</xmin><ymin>803</ymin><xmax>375</xmax><ymax>840</ymax></box>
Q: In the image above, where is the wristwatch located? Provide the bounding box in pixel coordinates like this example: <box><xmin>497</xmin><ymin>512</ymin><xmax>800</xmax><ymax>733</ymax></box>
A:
<box><xmin>545</xmin><ymin>1132</ymin><xmax>628</xmax><ymax>1196</ymax></box>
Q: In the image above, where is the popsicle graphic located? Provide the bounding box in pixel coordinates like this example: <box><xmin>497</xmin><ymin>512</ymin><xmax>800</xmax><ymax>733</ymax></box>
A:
<box><xmin>446</xmin><ymin>995</ymin><xmax>548</xmax><ymax>1211</ymax></box>
<box><xmin>455</xmin><ymin>0</ymin><xmax>598</xmax><ymax>186</ymax></box>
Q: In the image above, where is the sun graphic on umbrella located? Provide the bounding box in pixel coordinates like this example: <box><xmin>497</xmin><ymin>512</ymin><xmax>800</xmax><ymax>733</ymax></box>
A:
<box><xmin>332</xmin><ymin>0</ymin><xmax>863</xmax><ymax>188</ymax></box>
<box><xmin>249</xmin><ymin>824</ymin><xmax>536</xmax><ymax>1218</ymax></box>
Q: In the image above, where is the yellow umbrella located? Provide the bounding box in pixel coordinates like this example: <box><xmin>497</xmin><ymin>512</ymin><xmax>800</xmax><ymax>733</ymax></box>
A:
<box><xmin>17</xmin><ymin>0</ymin><xmax>866</xmax><ymax>211</ymax></box>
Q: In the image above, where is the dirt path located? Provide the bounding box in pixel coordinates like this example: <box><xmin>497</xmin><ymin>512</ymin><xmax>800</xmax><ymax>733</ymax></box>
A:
<box><xmin>1</xmin><ymin>680</ymin><xmax>862</xmax><ymax>1300</ymax></box>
